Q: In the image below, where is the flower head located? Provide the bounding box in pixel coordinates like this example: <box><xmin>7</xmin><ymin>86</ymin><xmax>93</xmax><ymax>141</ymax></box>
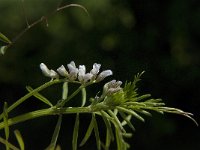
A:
<box><xmin>40</xmin><ymin>61</ymin><xmax>113</xmax><ymax>83</ymax></box>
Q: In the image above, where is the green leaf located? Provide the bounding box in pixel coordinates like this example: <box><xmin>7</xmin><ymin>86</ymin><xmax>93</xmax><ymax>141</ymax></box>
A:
<box><xmin>121</xmin><ymin>115</ymin><xmax>131</xmax><ymax>126</ymax></box>
<box><xmin>134</xmin><ymin>94</ymin><xmax>151</xmax><ymax>101</ymax></box>
<box><xmin>108</xmin><ymin>110</ymin><xmax>126</xmax><ymax>133</ymax></box>
<box><xmin>123</xmin><ymin>71</ymin><xmax>145</xmax><ymax>100</ymax></box>
<box><xmin>119</xmin><ymin>112</ymin><xmax>135</xmax><ymax>131</ymax></box>
<box><xmin>0</xmin><ymin>32</ymin><xmax>12</xmax><ymax>44</ymax></box>
<box><xmin>92</xmin><ymin>114</ymin><xmax>101</xmax><ymax>150</ymax></box>
<box><xmin>79</xmin><ymin>115</ymin><xmax>94</xmax><ymax>147</ymax></box>
<box><xmin>26</xmin><ymin>86</ymin><xmax>53</xmax><ymax>107</ymax></box>
<box><xmin>14</xmin><ymin>130</ymin><xmax>25</xmax><ymax>150</ymax></box>
<box><xmin>105</xmin><ymin>129</ymin><xmax>111</xmax><ymax>150</ymax></box>
<box><xmin>134</xmin><ymin>109</ymin><xmax>152</xmax><ymax>117</ymax></box>
<box><xmin>46</xmin><ymin>115</ymin><xmax>62</xmax><ymax>150</ymax></box>
<box><xmin>0</xmin><ymin>137</ymin><xmax>20</xmax><ymax>150</ymax></box>
<box><xmin>100</xmin><ymin>111</ymin><xmax>114</xmax><ymax>141</ymax></box>
<box><xmin>0</xmin><ymin>46</ymin><xmax>8</xmax><ymax>55</ymax></box>
<box><xmin>3</xmin><ymin>102</ymin><xmax>9</xmax><ymax>150</ymax></box>
<box><xmin>115</xmin><ymin>127</ymin><xmax>123</xmax><ymax>150</ymax></box>
<box><xmin>117</xmin><ymin>106</ymin><xmax>145</xmax><ymax>122</ymax></box>
<box><xmin>72</xmin><ymin>113</ymin><xmax>79</xmax><ymax>150</ymax></box>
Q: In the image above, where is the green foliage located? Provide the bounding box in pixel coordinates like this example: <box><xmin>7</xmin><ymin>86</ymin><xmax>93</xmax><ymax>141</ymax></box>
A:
<box><xmin>0</xmin><ymin>1</ymin><xmax>198</xmax><ymax>149</ymax></box>
<box><xmin>14</xmin><ymin>130</ymin><xmax>24</xmax><ymax>150</ymax></box>
<box><xmin>0</xmin><ymin>64</ymin><xmax>196</xmax><ymax>149</ymax></box>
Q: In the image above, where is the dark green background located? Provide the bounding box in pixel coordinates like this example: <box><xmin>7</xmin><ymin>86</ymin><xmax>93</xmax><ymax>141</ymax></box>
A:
<box><xmin>0</xmin><ymin>0</ymin><xmax>199</xmax><ymax>149</ymax></box>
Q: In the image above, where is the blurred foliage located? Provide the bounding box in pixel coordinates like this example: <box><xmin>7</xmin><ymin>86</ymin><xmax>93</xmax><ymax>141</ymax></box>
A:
<box><xmin>0</xmin><ymin>0</ymin><xmax>200</xmax><ymax>149</ymax></box>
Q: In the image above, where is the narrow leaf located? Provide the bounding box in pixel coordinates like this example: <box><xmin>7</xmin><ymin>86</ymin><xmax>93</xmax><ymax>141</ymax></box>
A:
<box><xmin>46</xmin><ymin>115</ymin><xmax>62</xmax><ymax>150</ymax></box>
<box><xmin>108</xmin><ymin>110</ymin><xmax>126</xmax><ymax>133</ymax></box>
<box><xmin>121</xmin><ymin>115</ymin><xmax>132</xmax><ymax>126</ymax></box>
<box><xmin>119</xmin><ymin>112</ymin><xmax>135</xmax><ymax>131</ymax></box>
<box><xmin>100</xmin><ymin>111</ymin><xmax>114</xmax><ymax>141</ymax></box>
<box><xmin>79</xmin><ymin>115</ymin><xmax>94</xmax><ymax>147</ymax></box>
<box><xmin>0</xmin><ymin>46</ymin><xmax>8</xmax><ymax>55</ymax></box>
<box><xmin>14</xmin><ymin>130</ymin><xmax>25</xmax><ymax>150</ymax></box>
<box><xmin>72</xmin><ymin>113</ymin><xmax>79</xmax><ymax>150</ymax></box>
<box><xmin>0</xmin><ymin>137</ymin><xmax>20</xmax><ymax>150</ymax></box>
<box><xmin>115</xmin><ymin>127</ymin><xmax>122</xmax><ymax>150</ymax></box>
<box><xmin>134</xmin><ymin>94</ymin><xmax>151</xmax><ymax>101</ymax></box>
<box><xmin>135</xmin><ymin>109</ymin><xmax>152</xmax><ymax>117</ymax></box>
<box><xmin>92</xmin><ymin>114</ymin><xmax>101</xmax><ymax>150</ymax></box>
<box><xmin>122</xmin><ymin>132</ymin><xmax>132</xmax><ymax>138</ymax></box>
<box><xmin>26</xmin><ymin>86</ymin><xmax>53</xmax><ymax>107</ymax></box>
<box><xmin>117</xmin><ymin>106</ymin><xmax>145</xmax><ymax>122</ymax></box>
<box><xmin>3</xmin><ymin>102</ymin><xmax>9</xmax><ymax>150</ymax></box>
<box><xmin>105</xmin><ymin>129</ymin><xmax>111</xmax><ymax>150</ymax></box>
<box><xmin>0</xmin><ymin>32</ymin><xmax>12</xmax><ymax>44</ymax></box>
<box><xmin>3</xmin><ymin>102</ymin><xmax>9</xmax><ymax>138</ymax></box>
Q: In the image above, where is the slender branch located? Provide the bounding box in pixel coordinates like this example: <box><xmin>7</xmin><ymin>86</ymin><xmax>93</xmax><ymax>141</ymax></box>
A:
<box><xmin>8</xmin><ymin>3</ymin><xmax>88</xmax><ymax>48</ymax></box>
<box><xmin>0</xmin><ymin>79</ymin><xmax>64</xmax><ymax>120</ymax></box>
<box><xmin>20</xmin><ymin>0</ymin><xmax>30</xmax><ymax>27</ymax></box>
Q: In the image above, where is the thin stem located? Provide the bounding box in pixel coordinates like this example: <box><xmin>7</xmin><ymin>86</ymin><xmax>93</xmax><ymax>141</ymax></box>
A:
<box><xmin>9</xmin><ymin>3</ymin><xmax>88</xmax><ymax>48</ymax></box>
<box><xmin>20</xmin><ymin>0</ymin><xmax>29</xmax><ymax>27</ymax></box>
<box><xmin>57</xmin><ymin>85</ymin><xmax>84</xmax><ymax>107</ymax></box>
<box><xmin>0</xmin><ymin>79</ymin><xmax>64</xmax><ymax>120</ymax></box>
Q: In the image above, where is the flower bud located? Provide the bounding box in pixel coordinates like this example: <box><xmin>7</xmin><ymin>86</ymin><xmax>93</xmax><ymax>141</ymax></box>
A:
<box><xmin>40</xmin><ymin>63</ymin><xmax>58</xmax><ymax>79</ymax></box>
<box><xmin>96</xmin><ymin>70</ymin><xmax>113</xmax><ymax>82</ymax></box>
<box><xmin>57</xmin><ymin>65</ymin><xmax>68</xmax><ymax>77</ymax></box>
<box><xmin>90</xmin><ymin>63</ymin><xmax>101</xmax><ymax>75</ymax></box>
<box><xmin>67</xmin><ymin>61</ymin><xmax>78</xmax><ymax>80</ymax></box>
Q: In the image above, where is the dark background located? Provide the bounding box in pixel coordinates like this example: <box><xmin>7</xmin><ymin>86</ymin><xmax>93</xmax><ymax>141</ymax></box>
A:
<box><xmin>0</xmin><ymin>0</ymin><xmax>200</xmax><ymax>149</ymax></box>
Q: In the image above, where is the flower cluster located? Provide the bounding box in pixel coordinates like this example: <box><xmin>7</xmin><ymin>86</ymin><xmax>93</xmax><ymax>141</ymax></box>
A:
<box><xmin>40</xmin><ymin>61</ymin><xmax>113</xmax><ymax>83</ymax></box>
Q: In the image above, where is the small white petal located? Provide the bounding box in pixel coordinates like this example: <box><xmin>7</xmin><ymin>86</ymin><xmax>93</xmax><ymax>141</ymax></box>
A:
<box><xmin>67</xmin><ymin>61</ymin><xmax>79</xmax><ymax>80</ymax></box>
<box><xmin>40</xmin><ymin>63</ymin><xmax>58</xmax><ymax>79</ymax></box>
<box><xmin>83</xmin><ymin>73</ymin><xmax>93</xmax><ymax>83</ymax></box>
<box><xmin>40</xmin><ymin>63</ymin><xmax>51</xmax><ymax>77</ymax></box>
<box><xmin>96</xmin><ymin>70</ymin><xmax>113</xmax><ymax>82</ymax></box>
<box><xmin>78</xmin><ymin>65</ymin><xmax>86</xmax><ymax>76</ymax></box>
<box><xmin>49</xmin><ymin>69</ymin><xmax>59</xmax><ymax>78</ymax></box>
<box><xmin>57</xmin><ymin>65</ymin><xmax>68</xmax><ymax>77</ymax></box>
<box><xmin>90</xmin><ymin>63</ymin><xmax>101</xmax><ymax>75</ymax></box>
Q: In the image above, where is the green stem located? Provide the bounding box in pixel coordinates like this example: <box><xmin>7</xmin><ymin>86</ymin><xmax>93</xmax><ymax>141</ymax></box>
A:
<box><xmin>62</xmin><ymin>82</ymin><xmax>68</xmax><ymax>100</ymax></box>
<box><xmin>0</xmin><ymin>79</ymin><xmax>64</xmax><ymax>120</ymax></box>
<box><xmin>0</xmin><ymin>103</ymin><xmax>112</xmax><ymax>130</ymax></box>
<box><xmin>57</xmin><ymin>85</ymin><xmax>84</xmax><ymax>107</ymax></box>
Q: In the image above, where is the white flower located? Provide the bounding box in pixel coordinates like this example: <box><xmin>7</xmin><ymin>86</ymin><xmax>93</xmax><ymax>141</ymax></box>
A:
<box><xmin>90</xmin><ymin>63</ymin><xmax>101</xmax><ymax>75</ymax></box>
<box><xmin>67</xmin><ymin>61</ymin><xmax>79</xmax><ymax>80</ymax></box>
<box><xmin>96</xmin><ymin>70</ymin><xmax>113</xmax><ymax>82</ymax></box>
<box><xmin>78</xmin><ymin>65</ymin><xmax>93</xmax><ymax>83</ymax></box>
<box><xmin>40</xmin><ymin>63</ymin><xmax>58</xmax><ymax>79</ymax></box>
<box><xmin>57</xmin><ymin>65</ymin><xmax>68</xmax><ymax>77</ymax></box>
